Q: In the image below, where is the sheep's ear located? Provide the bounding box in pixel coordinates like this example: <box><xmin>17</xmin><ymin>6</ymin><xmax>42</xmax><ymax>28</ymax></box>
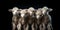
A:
<box><xmin>8</xmin><ymin>9</ymin><xmax>12</xmax><ymax>12</ymax></box>
<box><xmin>48</xmin><ymin>8</ymin><xmax>53</xmax><ymax>12</ymax></box>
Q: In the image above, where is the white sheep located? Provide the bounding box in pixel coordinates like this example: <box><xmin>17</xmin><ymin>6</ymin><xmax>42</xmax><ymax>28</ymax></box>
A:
<box><xmin>9</xmin><ymin>7</ymin><xmax>19</xmax><ymax>30</ymax></box>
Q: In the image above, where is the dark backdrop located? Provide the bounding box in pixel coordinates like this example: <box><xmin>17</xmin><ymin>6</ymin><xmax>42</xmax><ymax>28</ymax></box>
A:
<box><xmin>0</xmin><ymin>0</ymin><xmax>59</xmax><ymax>30</ymax></box>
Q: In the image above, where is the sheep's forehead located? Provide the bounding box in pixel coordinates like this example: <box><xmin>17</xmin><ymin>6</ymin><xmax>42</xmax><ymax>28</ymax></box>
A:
<box><xmin>20</xmin><ymin>10</ymin><xmax>27</xmax><ymax>14</ymax></box>
<box><xmin>29</xmin><ymin>7</ymin><xmax>34</xmax><ymax>10</ymax></box>
<box><xmin>28</xmin><ymin>9</ymin><xmax>35</xmax><ymax>12</ymax></box>
<box><xmin>42</xmin><ymin>7</ymin><xmax>48</xmax><ymax>11</ymax></box>
<box><xmin>28</xmin><ymin>7</ymin><xmax>35</xmax><ymax>12</ymax></box>
<box><xmin>13</xmin><ymin>8</ymin><xmax>18</xmax><ymax>10</ymax></box>
<box><xmin>43</xmin><ymin>7</ymin><xmax>48</xmax><ymax>9</ymax></box>
<box><xmin>36</xmin><ymin>10</ymin><xmax>42</xmax><ymax>15</ymax></box>
<box><xmin>12</xmin><ymin>7</ymin><xmax>18</xmax><ymax>11</ymax></box>
<box><xmin>36</xmin><ymin>10</ymin><xmax>42</xmax><ymax>13</ymax></box>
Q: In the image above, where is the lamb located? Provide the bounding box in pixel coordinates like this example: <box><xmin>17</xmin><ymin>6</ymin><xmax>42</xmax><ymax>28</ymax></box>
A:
<box><xmin>39</xmin><ymin>6</ymin><xmax>53</xmax><ymax>30</ymax></box>
<box><xmin>35</xmin><ymin>8</ymin><xmax>43</xmax><ymax>30</ymax></box>
<box><xmin>8</xmin><ymin>7</ymin><xmax>20</xmax><ymax>30</ymax></box>
<box><xmin>18</xmin><ymin>9</ymin><xmax>29</xmax><ymax>30</ymax></box>
<box><xmin>27</xmin><ymin>7</ymin><xmax>37</xmax><ymax>30</ymax></box>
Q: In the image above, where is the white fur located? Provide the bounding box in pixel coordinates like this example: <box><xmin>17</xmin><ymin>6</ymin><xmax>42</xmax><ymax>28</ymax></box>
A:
<box><xmin>28</xmin><ymin>7</ymin><xmax>35</xmax><ymax>11</ymax></box>
<box><xmin>17</xmin><ymin>23</ymin><xmax>21</xmax><ymax>30</ymax></box>
<box><xmin>41</xmin><ymin>7</ymin><xmax>48</xmax><ymax>14</ymax></box>
<box><xmin>12</xmin><ymin>7</ymin><xmax>19</xmax><ymax>15</ymax></box>
<box><xmin>13</xmin><ymin>10</ymin><xmax>17</xmax><ymax>15</ymax></box>
<box><xmin>28</xmin><ymin>10</ymin><xmax>32</xmax><ymax>15</ymax></box>
<box><xmin>36</xmin><ymin>10</ymin><xmax>42</xmax><ymax>19</ymax></box>
<box><xmin>36</xmin><ymin>15</ymin><xmax>40</xmax><ymax>19</ymax></box>
<box><xmin>28</xmin><ymin>7</ymin><xmax>35</xmax><ymax>15</ymax></box>
<box><xmin>21</xmin><ymin>14</ymin><xmax>25</xmax><ymax>18</ymax></box>
<box><xmin>20</xmin><ymin>10</ymin><xmax>27</xmax><ymax>17</ymax></box>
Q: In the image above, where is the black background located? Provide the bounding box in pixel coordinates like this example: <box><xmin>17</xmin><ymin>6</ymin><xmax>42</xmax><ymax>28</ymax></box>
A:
<box><xmin>0</xmin><ymin>0</ymin><xmax>59</xmax><ymax>30</ymax></box>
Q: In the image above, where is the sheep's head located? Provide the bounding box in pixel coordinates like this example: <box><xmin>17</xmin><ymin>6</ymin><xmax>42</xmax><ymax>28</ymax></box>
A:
<box><xmin>41</xmin><ymin>6</ymin><xmax>53</xmax><ymax>15</ymax></box>
<box><xmin>20</xmin><ymin>9</ymin><xmax>28</xmax><ymax>18</ymax></box>
<box><xmin>41</xmin><ymin>7</ymin><xmax>48</xmax><ymax>14</ymax></box>
<box><xmin>36</xmin><ymin>8</ymin><xmax>43</xmax><ymax>19</ymax></box>
<box><xmin>8</xmin><ymin>7</ymin><xmax>19</xmax><ymax>15</ymax></box>
<box><xmin>16</xmin><ymin>9</ymin><xmax>22</xmax><ymax>16</ymax></box>
<box><xmin>28</xmin><ymin>7</ymin><xmax>35</xmax><ymax>16</ymax></box>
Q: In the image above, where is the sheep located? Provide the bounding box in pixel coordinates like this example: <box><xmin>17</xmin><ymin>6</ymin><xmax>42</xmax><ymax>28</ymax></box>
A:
<box><xmin>39</xmin><ymin>6</ymin><xmax>53</xmax><ymax>30</ymax></box>
<box><xmin>27</xmin><ymin>7</ymin><xmax>37</xmax><ymax>30</ymax></box>
<box><xmin>9</xmin><ymin>7</ymin><xmax>20</xmax><ymax>30</ymax></box>
<box><xmin>35</xmin><ymin>8</ymin><xmax>44</xmax><ymax>30</ymax></box>
<box><xmin>16</xmin><ymin>9</ymin><xmax>22</xmax><ymax>30</ymax></box>
<box><xmin>19</xmin><ymin>9</ymin><xmax>29</xmax><ymax>30</ymax></box>
<box><xmin>8</xmin><ymin>7</ymin><xmax>53</xmax><ymax>30</ymax></box>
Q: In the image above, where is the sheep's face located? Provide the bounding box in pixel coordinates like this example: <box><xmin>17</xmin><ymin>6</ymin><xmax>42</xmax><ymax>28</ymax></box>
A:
<box><xmin>28</xmin><ymin>8</ymin><xmax>35</xmax><ymax>16</ymax></box>
<box><xmin>36</xmin><ymin>10</ymin><xmax>43</xmax><ymax>19</ymax></box>
<box><xmin>28</xmin><ymin>9</ymin><xmax>34</xmax><ymax>15</ymax></box>
<box><xmin>16</xmin><ymin>9</ymin><xmax>21</xmax><ymax>16</ymax></box>
<box><xmin>41</xmin><ymin>7</ymin><xmax>48</xmax><ymax>15</ymax></box>
<box><xmin>20</xmin><ymin>9</ymin><xmax>28</xmax><ymax>18</ymax></box>
<box><xmin>12</xmin><ymin>7</ymin><xmax>18</xmax><ymax>15</ymax></box>
<box><xmin>9</xmin><ymin>7</ymin><xmax>19</xmax><ymax>15</ymax></box>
